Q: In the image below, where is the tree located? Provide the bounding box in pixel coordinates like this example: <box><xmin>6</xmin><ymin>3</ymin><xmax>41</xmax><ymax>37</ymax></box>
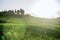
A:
<box><xmin>7</xmin><ymin>10</ymin><xmax>14</xmax><ymax>16</ymax></box>
<box><xmin>2</xmin><ymin>11</ymin><xmax>7</xmax><ymax>16</ymax></box>
<box><xmin>0</xmin><ymin>12</ymin><xmax>3</xmax><ymax>16</ymax></box>
<box><xmin>0</xmin><ymin>11</ymin><xmax>7</xmax><ymax>17</ymax></box>
<box><xmin>17</xmin><ymin>10</ymin><xmax>20</xmax><ymax>15</ymax></box>
<box><xmin>20</xmin><ymin>9</ymin><xmax>25</xmax><ymax>16</ymax></box>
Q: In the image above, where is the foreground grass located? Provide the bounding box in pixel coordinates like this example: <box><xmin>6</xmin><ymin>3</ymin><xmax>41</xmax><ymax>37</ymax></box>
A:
<box><xmin>23</xmin><ymin>25</ymin><xmax>60</xmax><ymax>40</ymax></box>
<box><xmin>0</xmin><ymin>17</ymin><xmax>60</xmax><ymax>40</ymax></box>
<box><xmin>0</xmin><ymin>17</ymin><xmax>27</xmax><ymax>40</ymax></box>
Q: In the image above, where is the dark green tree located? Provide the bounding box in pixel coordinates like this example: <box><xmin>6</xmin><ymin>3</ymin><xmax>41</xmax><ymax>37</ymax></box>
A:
<box><xmin>20</xmin><ymin>9</ymin><xmax>25</xmax><ymax>16</ymax></box>
<box><xmin>0</xmin><ymin>12</ymin><xmax>3</xmax><ymax>16</ymax></box>
<box><xmin>0</xmin><ymin>11</ymin><xmax>7</xmax><ymax>17</ymax></box>
<box><xmin>7</xmin><ymin>10</ymin><xmax>14</xmax><ymax>16</ymax></box>
<box><xmin>17</xmin><ymin>10</ymin><xmax>20</xmax><ymax>15</ymax></box>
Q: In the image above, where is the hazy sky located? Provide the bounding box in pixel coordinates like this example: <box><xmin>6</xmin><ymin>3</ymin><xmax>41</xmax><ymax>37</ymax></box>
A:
<box><xmin>0</xmin><ymin>0</ymin><xmax>60</xmax><ymax>18</ymax></box>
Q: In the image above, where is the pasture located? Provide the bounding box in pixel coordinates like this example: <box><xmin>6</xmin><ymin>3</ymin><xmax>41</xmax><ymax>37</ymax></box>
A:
<box><xmin>0</xmin><ymin>16</ymin><xmax>60</xmax><ymax>40</ymax></box>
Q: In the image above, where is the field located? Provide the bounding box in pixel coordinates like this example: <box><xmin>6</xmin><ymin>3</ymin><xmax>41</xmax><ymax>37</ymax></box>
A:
<box><xmin>0</xmin><ymin>16</ymin><xmax>60</xmax><ymax>40</ymax></box>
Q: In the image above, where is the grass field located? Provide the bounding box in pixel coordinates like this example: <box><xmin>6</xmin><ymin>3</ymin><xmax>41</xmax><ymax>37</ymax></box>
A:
<box><xmin>0</xmin><ymin>16</ymin><xmax>60</xmax><ymax>40</ymax></box>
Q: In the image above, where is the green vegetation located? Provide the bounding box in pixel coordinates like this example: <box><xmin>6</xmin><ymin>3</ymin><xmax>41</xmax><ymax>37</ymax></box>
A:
<box><xmin>0</xmin><ymin>10</ymin><xmax>60</xmax><ymax>40</ymax></box>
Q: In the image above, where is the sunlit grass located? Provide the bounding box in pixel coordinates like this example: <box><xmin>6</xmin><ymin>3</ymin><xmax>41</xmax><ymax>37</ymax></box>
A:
<box><xmin>0</xmin><ymin>16</ymin><xmax>60</xmax><ymax>40</ymax></box>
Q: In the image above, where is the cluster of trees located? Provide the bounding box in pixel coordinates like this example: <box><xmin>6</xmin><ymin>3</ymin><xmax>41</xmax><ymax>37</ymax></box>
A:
<box><xmin>0</xmin><ymin>8</ymin><xmax>25</xmax><ymax>17</ymax></box>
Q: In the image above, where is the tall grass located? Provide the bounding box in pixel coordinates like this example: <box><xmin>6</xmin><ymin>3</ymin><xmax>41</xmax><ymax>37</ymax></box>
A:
<box><xmin>0</xmin><ymin>17</ymin><xmax>60</xmax><ymax>40</ymax></box>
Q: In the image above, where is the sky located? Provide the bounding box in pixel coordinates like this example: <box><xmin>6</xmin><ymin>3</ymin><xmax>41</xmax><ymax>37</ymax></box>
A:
<box><xmin>0</xmin><ymin>0</ymin><xmax>60</xmax><ymax>18</ymax></box>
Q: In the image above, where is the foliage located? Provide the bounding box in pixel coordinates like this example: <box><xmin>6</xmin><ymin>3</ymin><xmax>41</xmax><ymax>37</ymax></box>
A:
<box><xmin>0</xmin><ymin>8</ymin><xmax>25</xmax><ymax>17</ymax></box>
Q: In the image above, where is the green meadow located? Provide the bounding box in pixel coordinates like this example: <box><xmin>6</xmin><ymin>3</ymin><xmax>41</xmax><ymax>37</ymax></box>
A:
<box><xmin>0</xmin><ymin>16</ymin><xmax>60</xmax><ymax>40</ymax></box>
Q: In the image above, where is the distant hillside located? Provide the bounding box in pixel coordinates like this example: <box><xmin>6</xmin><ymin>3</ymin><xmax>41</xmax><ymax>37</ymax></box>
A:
<box><xmin>0</xmin><ymin>13</ymin><xmax>60</xmax><ymax>40</ymax></box>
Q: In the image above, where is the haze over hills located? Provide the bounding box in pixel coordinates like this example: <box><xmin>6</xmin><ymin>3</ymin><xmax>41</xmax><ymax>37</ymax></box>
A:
<box><xmin>0</xmin><ymin>0</ymin><xmax>60</xmax><ymax>18</ymax></box>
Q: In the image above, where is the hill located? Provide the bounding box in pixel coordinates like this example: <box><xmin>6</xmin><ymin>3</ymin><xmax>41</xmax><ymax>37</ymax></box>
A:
<box><xmin>0</xmin><ymin>14</ymin><xmax>60</xmax><ymax>40</ymax></box>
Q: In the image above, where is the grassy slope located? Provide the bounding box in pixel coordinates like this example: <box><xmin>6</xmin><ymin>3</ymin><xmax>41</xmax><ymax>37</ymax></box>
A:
<box><xmin>0</xmin><ymin>17</ymin><xmax>27</xmax><ymax>40</ymax></box>
<box><xmin>22</xmin><ymin>16</ymin><xmax>60</xmax><ymax>40</ymax></box>
<box><xmin>0</xmin><ymin>16</ymin><xmax>60</xmax><ymax>40</ymax></box>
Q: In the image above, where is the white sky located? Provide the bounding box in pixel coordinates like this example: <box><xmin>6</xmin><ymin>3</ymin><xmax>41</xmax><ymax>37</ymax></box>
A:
<box><xmin>0</xmin><ymin>0</ymin><xmax>60</xmax><ymax>18</ymax></box>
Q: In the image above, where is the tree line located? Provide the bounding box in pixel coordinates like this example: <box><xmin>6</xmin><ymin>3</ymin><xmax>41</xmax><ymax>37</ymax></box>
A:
<box><xmin>0</xmin><ymin>8</ymin><xmax>25</xmax><ymax>17</ymax></box>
